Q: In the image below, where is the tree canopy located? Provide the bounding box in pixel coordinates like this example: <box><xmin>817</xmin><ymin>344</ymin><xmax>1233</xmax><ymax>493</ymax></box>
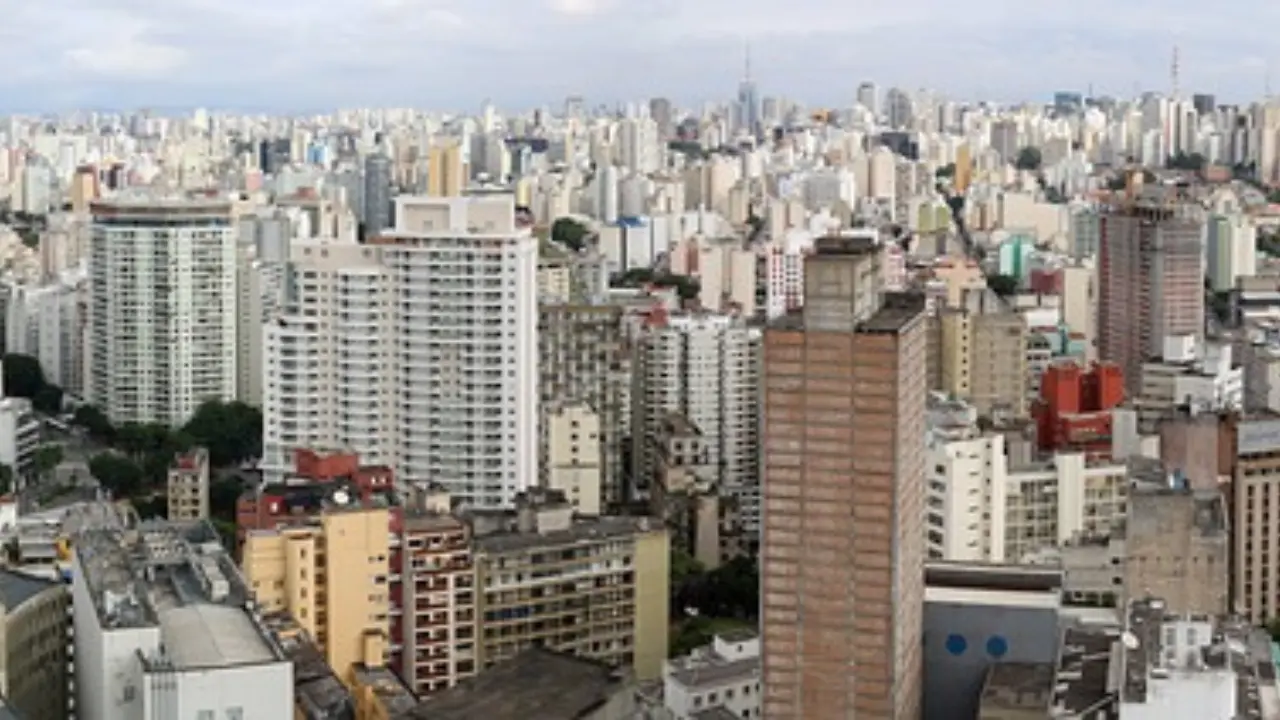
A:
<box><xmin>89</xmin><ymin>453</ymin><xmax>144</xmax><ymax>499</ymax></box>
<box><xmin>2</xmin><ymin>353</ymin><xmax>64</xmax><ymax>414</ymax></box>
<box><xmin>183</xmin><ymin>400</ymin><xmax>262</xmax><ymax>467</ymax></box>
<box><xmin>986</xmin><ymin>273</ymin><xmax>1020</xmax><ymax>297</ymax></box>
<box><xmin>935</xmin><ymin>163</ymin><xmax>956</xmax><ymax>179</ymax></box>
<box><xmin>550</xmin><ymin>217</ymin><xmax>590</xmax><ymax>252</ymax></box>
<box><xmin>1014</xmin><ymin>147</ymin><xmax>1043</xmax><ymax>171</ymax></box>
<box><xmin>610</xmin><ymin>268</ymin><xmax>701</xmax><ymax>302</ymax></box>
<box><xmin>1166</xmin><ymin>151</ymin><xmax>1206</xmax><ymax>172</ymax></box>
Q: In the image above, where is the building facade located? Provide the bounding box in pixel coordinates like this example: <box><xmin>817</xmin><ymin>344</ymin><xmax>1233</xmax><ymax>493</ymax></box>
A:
<box><xmin>87</xmin><ymin>199</ymin><xmax>238</xmax><ymax>426</ymax></box>
<box><xmin>761</xmin><ymin>237</ymin><xmax>927</xmax><ymax>719</ymax></box>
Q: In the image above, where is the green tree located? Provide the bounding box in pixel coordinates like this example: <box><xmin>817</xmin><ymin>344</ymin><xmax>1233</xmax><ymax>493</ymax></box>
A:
<box><xmin>73</xmin><ymin>406</ymin><xmax>115</xmax><ymax>443</ymax></box>
<box><xmin>89</xmin><ymin>453</ymin><xmax>144</xmax><ymax>499</ymax></box>
<box><xmin>986</xmin><ymin>274</ymin><xmax>1020</xmax><ymax>297</ymax></box>
<box><xmin>33</xmin><ymin>445</ymin><xmax>63</xmax><ymax>482</ymax></box>
<box><xmin>1268</xmin><ymin>618</ymin><xmax>1280</xmax><ymax>643</ymax></box>
<box><xmin>1014</xmin><ymin>147</ymin><xmax>1043</xmax><ymax>171</ymax></box>
<box><xmin>182</xmin><ymin>400</ymin><xmax>262</xmax><ymax>467</ymax></box>
<box><xmin>550</xmin><ymin>217</ymin><xmax>590</xmax><ymax>252</ymax></box>
<box><xmin>935</xmin><ymin>163</ymin><xmax>956</xmax><ymax>179</ymax></box>
<box><xmin>32</xmin><ymin>384</ymin><xmax>63</xmax><ymax>415</ymax></box>
<box><xmin>0</xmin><ymin>464</ymin><xmax>13</xmax><ymax>496</ymax></box>
<box><xmin>1</xmin><ymin>354</ymin><xmax>46</xmax><ymax>399</ymax></box>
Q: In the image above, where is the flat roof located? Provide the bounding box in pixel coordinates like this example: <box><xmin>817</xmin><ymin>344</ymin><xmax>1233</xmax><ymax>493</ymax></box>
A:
<box><xmin>0</xmin><ymin>568</ymin><xmax>59</xmax><ymax>610</ymax></box>
<box><xmin>979</xmin><ymin>662</ymin><xmax>1056</xmax><ymax>712</ymax></box>
<box><xmin>402</xmin><ymin>648</ymin><xmax>628</xmax><ymax>719</ymax></box>
<box><xmin>472</xmin><ymin>515</ymin><xmax>656</xmax><ymax>554</ymax></box>
<box><xmin>157</xmin><ymin>604</ymin><xmax>277</xmax><ymax>668</ymax></box>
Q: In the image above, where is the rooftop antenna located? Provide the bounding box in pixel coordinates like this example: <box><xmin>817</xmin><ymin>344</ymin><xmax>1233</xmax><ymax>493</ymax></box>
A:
<box><xmin>1171</xmin><ymin>45</ymin><xmax>1181</xmax><ymax>99</ymax></box>
<box><xmin>744</xmin><ymin>41</ymin><xmax>753</xmax><ymax>83</ymax></box>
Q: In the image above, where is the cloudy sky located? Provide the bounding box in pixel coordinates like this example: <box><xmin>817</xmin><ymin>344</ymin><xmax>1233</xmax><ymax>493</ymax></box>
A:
<box><xmin>0</xmin><ymin>0</ymin><xmax>1276</xmax><ymax>112</ymax></box>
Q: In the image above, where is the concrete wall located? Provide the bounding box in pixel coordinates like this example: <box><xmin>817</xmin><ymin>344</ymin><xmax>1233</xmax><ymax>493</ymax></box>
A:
<box><xmin>922</xmin><ymin>600</ymin><xmax>1059</xmax><ymax>720</ymax></box>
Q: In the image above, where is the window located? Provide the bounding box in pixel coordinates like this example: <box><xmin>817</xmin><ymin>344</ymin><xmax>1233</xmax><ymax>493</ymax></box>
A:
<box><xmin>226</xmin><ymin>709</ymin><xmax>244</xmax><ymax>720</ymax></box>
<box><xmin>197</xmin><ymin>712</ymin><xmax>214</xmax><ymax>720</ymax></box>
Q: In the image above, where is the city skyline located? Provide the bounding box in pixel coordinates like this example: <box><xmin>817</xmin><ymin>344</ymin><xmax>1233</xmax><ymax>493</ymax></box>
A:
<box><xmin>3</xmin><ymin>0</ymin><xmax>1280</xmax><ymax>111</ymax></box>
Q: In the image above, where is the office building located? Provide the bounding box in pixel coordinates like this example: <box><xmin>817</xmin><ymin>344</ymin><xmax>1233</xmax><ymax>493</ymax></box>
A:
<box><xmin>471</xmin><ymin>489</ymin><xmax>669</xmax><ymax>681</ymax></box>
<box><xmin>364</xmin><ymin>152</ymin><xmax>393</xmax><ymax>237</ymax></box>
<box><xmin>761</xmin><ymin>236</ymin><xmax>927</xmax><ymax>719</ymax></box>
<box><xmin>167</xmin><ymin>447</ymin><xmax>210</xmax><ymax>521</ymax></box>
<box><xmin>88</xmin><ymin>198</ymin><xmax>237</xmax><ymax>426</ymax></box>
<box><xmin>0</xmin><ymin>569</ymin><xmax>71</xmax><ymax>720</ymax></box>
<box><xmin>72</xmin><ymin>520</ymin><xmax>293</xmax><ymax>720</ymax></box>
<box><xmin>263</xmin><ymin>195</ymin><xmax>537</xmax><ymax>508</ymax></box>
<box><xmin>1097</xmin><ymin>193</ymin><xmax>1205</xmax><ymax>397</ymax></box>
<box><xmin>241</xmin><ymin>505</ymin><xmax>392</xmax><ymax>679</ymax></box>
<box><xmin>1232</xmin><ymin>416</ymin><xmax>1280</xmax><ymax>622</ymax></box>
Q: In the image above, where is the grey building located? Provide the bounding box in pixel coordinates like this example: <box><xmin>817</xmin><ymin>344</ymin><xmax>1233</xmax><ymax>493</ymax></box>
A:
<box><xmin>538</xmin><ymin>304</ymin><xmax>630</xmax><ymax>507</ymax></box>
<box><xmin>363</xmin><ymin>153</ymin><xmax>393</xmax><ymax>237</ymax></box>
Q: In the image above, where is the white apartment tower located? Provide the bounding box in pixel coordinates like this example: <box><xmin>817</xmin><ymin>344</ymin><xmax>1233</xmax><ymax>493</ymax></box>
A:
<box><xmin>263</xmin><ymin>195</ymin><xmax>538</xmax><ymax>508</ymax></box>
<box><xmin>631</xmin><ymin>313</ymin><xmax>763</xmax><ymax>530</ymax></box>
<box><xmin>88</xmin><ymin>199</ymin><xmax>238</xmax><ymax>426</ymax></box>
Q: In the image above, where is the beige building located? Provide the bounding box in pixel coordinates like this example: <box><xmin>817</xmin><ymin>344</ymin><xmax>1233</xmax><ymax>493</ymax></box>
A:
<box><xmin>648</xmin><ymin>411</ymin><xmax>744</xmax><ymax>569</ymax></box>
<box><xmin>242</xmin><ymin>506</ymin><xmax>392</xmax><ymax>677</ymax></box>
<box><xmin>470</xmin><ymin>490</ymin><xmax>669</xmax><ymax>681</ymax></box>
<box><xmin>167</xmin><ymin>446</ymin><xmax>210</xmax><ymax>520</ymax></box>
<box><xmin>538</xmin><ymin>304</ymin><xmax>629</xmax><ymax>507</ymax></box>
<box><xmin>938</xmin><ymin>298</ymin><xmax>1029</xmax><ymax>419</ymax></box>
<box><xmin>762</xmin><ymin>237</ymin><xmax>927</xmax><ymax>719</ymax></box>
<box><xmin>427</xmin><ymin>141</ymin><xmax>465</xmax><ymax>198</ymax></box>
<box><xmin>1232</xmin><ymin>415</ymin><xmax>1280</xmax><ymax>622</ymax></box>
<box><xmin>543</xmin><ymin>402</ymin><xmax>602</xmax><ymax>516</ymax></box>
<box><xmin>0</xmin><ymin>569</ymin><xmax>70</xmax><ymax>720</ymax></box>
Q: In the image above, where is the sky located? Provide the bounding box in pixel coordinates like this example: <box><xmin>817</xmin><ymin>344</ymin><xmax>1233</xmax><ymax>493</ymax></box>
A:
<box><xmin>1</xmin><ymin>0</ymin><xmax>1278</xmax><ymax>113</ymax></box>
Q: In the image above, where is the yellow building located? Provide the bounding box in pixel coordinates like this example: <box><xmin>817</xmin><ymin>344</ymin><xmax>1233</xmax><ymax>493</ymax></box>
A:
<box><xmin>242</xmin><ymin>506</ymin><xmax>392</xmax><ymax>679</ymax></box>
<box><xmin>472</xmin><ymin>490</ymin><xmax>669</xmax><ymax>680</ymax></box>
<box><xmin>427</xmin><ymin>141</ymin><xmax>465</xmax><ymax>198</ymax></box>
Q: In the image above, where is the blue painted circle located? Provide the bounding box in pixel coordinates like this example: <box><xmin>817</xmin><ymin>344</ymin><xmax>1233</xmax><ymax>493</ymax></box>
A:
<box><xmin>945</xmin><ymin>634</ymin><xmax>967</xmax><ymax>655</ymax></box>
<box><xmin>987</xmin><ymin>636</ymin><xmax>1009</xmax><ymax>658</ymax></box>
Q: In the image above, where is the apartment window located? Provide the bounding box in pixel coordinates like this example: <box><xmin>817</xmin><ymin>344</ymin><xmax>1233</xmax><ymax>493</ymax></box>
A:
<box><xmin>226</xmin><ymin>709</ymin><xmax>244</xmax><ymax>720</ymax></box>
<box><xmin>197</xmin><ymin>712</ymin><xmax>214</xmax><ymax>720</ymax></box>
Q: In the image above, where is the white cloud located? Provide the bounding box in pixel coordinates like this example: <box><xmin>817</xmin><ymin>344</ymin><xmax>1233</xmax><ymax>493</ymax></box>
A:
<box><xmin>0</xmin><ymin>0</ymin><xmax>1276</xmax><ymax>109</ymax></box>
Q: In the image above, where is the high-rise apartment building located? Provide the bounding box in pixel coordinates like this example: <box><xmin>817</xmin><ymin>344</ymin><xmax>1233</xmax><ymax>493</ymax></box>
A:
<box><xmin>241</xmin><ymin>506</ymin><xmax>392</xmax><ymax>678</ymax></box>
<box><xmin>936</xmin><ymin>286</ymin><xmax>1028</xmax><ymax>419</ymax></box>
<box><xmin>1097</xmin><ymin>195</ymin><xmax>1205</xmax><ymax>398</ymax></box>
<box><xmin>761</xmin><ymin>236</ymin><xmax>927</xmax><ymax>719</ymax></box>
<box><xmin>88</xmin><ymin>198</ymin><xmax>237</xmax><ymax>426</ymax></box>
<box><xmin>470</xmin><ymin>489</ymin><xmax>669</xmax><ymax>681</ymax></box>
<box><xmin>631</xmin><ymin>313</ymin><xmax>762</xmax><ymax>531</ymax></box>
<box><xmin>538</xmin><ymin>304</ymin><xmax>629</xmax><ymax>507</ymax></box>
<box><xmin>1232</xmin><ymin>416</ymin><xmax>1280</xmax><ymax>622</ymax></box>
<box><xmin>263</xmin><ymin>195</ymin><xmax>537</xmax><ymax>508</ymax></box>
<box><xmin>427</xmin><ymin>141</ymin><xmax>465</xmax><ymax>198</ymax></box>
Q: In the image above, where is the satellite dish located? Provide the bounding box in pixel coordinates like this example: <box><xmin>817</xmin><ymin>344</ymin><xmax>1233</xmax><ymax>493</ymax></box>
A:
<box><xmin>1122</xmin><ymin>631</ymin><xmax>1140</xmax><ymax>650</ymax></box>
<box><xmin>332</xmin><ymin>490</ymin><xmax>351</xmax><ymax>505</ymax></box>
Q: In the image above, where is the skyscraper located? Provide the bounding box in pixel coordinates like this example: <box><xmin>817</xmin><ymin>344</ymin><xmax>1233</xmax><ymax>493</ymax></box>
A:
<box><xmin>262</xmin><ymin>194</ymin><xmax>538</xmax><ymax>508</ymax></box>
<box><xmin>1097</xmin><ymin>189</ymin><xmax>1205</xmax><ymax>397</ymax></box>
<box><xmin>737</xmin><ymin>45</ymin><xmax>761</xmax><ymax>139</ymax></box>
<box><xmin>760</xmin><ymin>236</ymin><xmax>927</xmax><ymax>719</ymax></box>
<box><xmin>88</xmin><ymin>198</ymin><xmax>238</xmax><ymax>426</ymax></box>
<box><xmin>363</xmin><ymin>152</ymin><xmax>392</xmax><ymax>237</ymax></box>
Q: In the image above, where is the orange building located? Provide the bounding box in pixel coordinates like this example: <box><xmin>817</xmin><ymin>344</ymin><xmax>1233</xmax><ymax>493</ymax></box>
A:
<box><xmin>1034</xmin><ymin>361</ymin><xmax>1125</xmax><ymax>455</ymax></box>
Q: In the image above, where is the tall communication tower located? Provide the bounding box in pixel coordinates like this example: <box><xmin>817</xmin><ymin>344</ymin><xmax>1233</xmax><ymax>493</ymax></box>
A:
<box><xmin>1171</xmin><ymin>45</ymin><xmax>1181</xmax><ymax>99</ymax></box>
